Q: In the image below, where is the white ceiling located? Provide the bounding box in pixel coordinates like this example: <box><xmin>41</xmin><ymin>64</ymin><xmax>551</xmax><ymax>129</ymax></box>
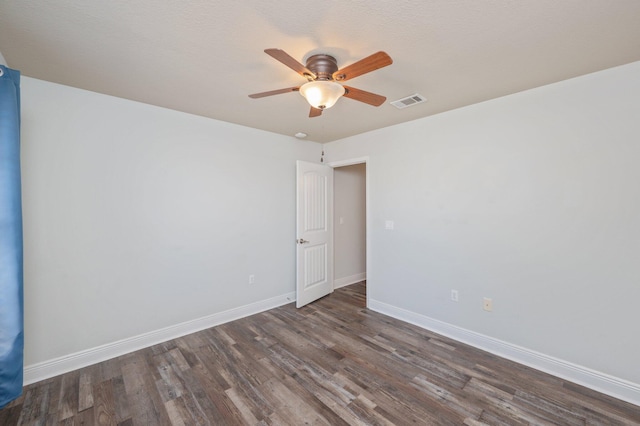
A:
<box><xmin>1</xmin><ymin>1</ymin><xmax>640</xmax><ymax>143</ymax></box>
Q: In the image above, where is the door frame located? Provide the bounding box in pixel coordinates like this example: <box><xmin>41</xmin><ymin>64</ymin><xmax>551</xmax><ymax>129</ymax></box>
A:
<box><xmin>328</xmin><ymin>156</ymin><xmax>370</xmax><ymax>308</ymax></box>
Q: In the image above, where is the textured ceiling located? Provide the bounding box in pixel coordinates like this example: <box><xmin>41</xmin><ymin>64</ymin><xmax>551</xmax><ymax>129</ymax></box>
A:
<box><xmin>1</xmin><ymin>1</ymin><xmax>640</xmax><ymax>143</ymax></box>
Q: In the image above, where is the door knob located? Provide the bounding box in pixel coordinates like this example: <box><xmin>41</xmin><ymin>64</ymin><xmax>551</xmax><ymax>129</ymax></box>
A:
<box><xmin>297</xmin><ymin>238</ymin><xmax>309</xmax><ymax>244</ymax></box>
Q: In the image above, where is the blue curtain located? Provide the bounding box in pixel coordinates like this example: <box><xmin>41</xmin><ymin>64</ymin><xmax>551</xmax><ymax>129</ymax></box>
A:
<box><xmin>0</xmin><ymin>65</ymin><xmax>23</xmax><ymax>409</ymax></box>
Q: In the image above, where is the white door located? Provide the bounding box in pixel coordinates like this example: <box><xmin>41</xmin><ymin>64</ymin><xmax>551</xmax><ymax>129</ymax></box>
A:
<box><xmin>296</xmin><ymin>160</ymin><xmax>334</xmax><ymax>308</ymax></box>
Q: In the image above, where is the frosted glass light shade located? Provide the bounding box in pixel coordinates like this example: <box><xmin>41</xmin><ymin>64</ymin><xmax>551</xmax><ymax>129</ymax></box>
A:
<box><xmin>299</xmin><ymin>80</ymin><xmax>345</xmax><ymax>109</ymax></box>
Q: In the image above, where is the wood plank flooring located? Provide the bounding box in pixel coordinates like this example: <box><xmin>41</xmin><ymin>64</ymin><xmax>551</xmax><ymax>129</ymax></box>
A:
<box><xmin>2</xmin><ymin>282</ymin><xmax>639</xmax><ymax>425</ymax></box>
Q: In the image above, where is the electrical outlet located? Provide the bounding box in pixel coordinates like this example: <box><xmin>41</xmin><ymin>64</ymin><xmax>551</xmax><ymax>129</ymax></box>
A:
<box><xmin>249</xmin><ymin>275</ymin><xmax>255</xmax><ymax>285</ymax></box>
<box><xmin>483</xmin><ymin>297</ymin><xmax>493</xmax><ymax>312</ymax></box>
<box><xmin>451</xmin><ymin>290</ymin><xmax>459</xmax><ymax>302</ymax></box>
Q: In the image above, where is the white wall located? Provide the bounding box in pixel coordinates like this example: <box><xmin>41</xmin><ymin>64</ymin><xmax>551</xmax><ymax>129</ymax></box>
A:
<box><xmin>326</xmin><ymin>62</ymin><xmax>640</xmax><ymax>400</ymax></box>
<box><xmin>333</xmin><ymin>163</ymin><xmax>366</xmax><ymax>287</ymax></box>
<box><xmin>20</xmin><ymin>77</ymin><xmax>320</xmax><ymax>368</ymax></box>
<box><xmin>19</xmin><ymin>61</ymin><xmax>640</xmax><ymax>404</ymax></box>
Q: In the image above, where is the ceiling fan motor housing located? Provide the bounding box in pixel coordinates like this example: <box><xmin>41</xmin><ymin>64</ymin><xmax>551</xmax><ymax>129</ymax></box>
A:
<box><xmin>305</xmin><ymin>54</ymin><xmax>339</xmax><ymax>81</ymax></box>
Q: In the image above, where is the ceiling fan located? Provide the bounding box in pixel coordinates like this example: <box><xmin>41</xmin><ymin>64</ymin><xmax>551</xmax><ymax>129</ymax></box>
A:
<box><xmin>249</xmin><ymin>48</ymin><xmax>393</xmax><ymax>117</ymax></box>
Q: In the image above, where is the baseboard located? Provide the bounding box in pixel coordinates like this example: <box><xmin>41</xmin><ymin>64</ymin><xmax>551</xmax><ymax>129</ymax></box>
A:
<box><xmin>24</xmin><ymin>291</ymin><xmax>296</xmax><ymax>385</ymax></box>
<box><xmin>369</xmin><ymin>299</ymin><xmax>640</xmax><ymax>407</ymax></box>
<box><xmin>333</xmin><ymin>272</ymin><xmax>366</xmax><ymax>289</ymax></box>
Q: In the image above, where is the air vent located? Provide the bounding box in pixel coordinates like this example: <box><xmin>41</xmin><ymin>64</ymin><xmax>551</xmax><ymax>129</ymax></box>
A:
<box><xmin>390</xmin><ymin>93</ymin><xmax>427</xmax><ymax>109</ymax></box>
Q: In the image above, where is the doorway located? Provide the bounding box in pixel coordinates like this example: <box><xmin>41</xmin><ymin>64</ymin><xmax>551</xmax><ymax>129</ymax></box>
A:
<box><xmin>331</xmin><ymin>160</ymin><xmax>367</xmax><ymax>305</ymax></box>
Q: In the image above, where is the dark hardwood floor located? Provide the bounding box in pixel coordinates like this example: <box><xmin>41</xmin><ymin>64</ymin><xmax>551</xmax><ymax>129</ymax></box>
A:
<box><xmin>2</xmin><ymin>282</ymin><xmax>639</xmax><ymax>425</ymax></box>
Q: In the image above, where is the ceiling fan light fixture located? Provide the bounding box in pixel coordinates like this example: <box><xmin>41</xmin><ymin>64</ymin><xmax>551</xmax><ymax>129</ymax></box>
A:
<box><xmin>299</xmin><ymin>80</ymin><xmax>345</xmax><ymax>110</ymax></box>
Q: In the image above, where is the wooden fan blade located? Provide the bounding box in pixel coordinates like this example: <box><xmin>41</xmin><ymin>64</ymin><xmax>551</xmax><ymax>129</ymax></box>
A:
<box><xmin>265</xmin><ymin>48</ymin><xmax>316</xmax><ymax>79</ymax></box>
<box><xmin>333</xmin><ymin>51</ymin><xmax>392</xmax><ymax>82</ymax></box>
<box><xmin>309</xmin><ymin>107</ymin><xmax>323</xmax><ymax>118</ymax></box>
<box><xmin>249</xmin><ymin>87</ymin><xmax>299</xmax><ymax>99</ymax></box>
<box><xmin>343</xmin><ymin>86</ymin><xmax>386</xmax><ymax>106</ymax></box>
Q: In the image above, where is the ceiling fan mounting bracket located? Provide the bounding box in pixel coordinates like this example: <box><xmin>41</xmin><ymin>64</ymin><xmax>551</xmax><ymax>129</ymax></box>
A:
<box><xmin>305</xmin><ymin>54</ymin><xmax>339</xmax><ymax>81</ymax></box>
